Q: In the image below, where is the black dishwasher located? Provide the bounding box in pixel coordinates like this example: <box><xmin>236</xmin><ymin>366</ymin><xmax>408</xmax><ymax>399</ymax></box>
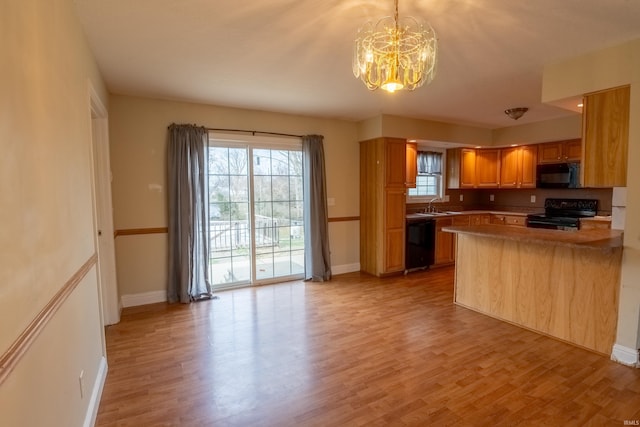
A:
<box><xmin>405</xmin><ymin>218</ymin><xmax>436</xmax><ymax>271</ymax></box>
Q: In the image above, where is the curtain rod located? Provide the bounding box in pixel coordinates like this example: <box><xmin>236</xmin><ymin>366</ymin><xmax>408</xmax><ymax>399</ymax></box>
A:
<box><xmin>205</xmin><ymin>127</ymin><xmax>303</xmax><ymax>139</ymax></box>
<box><xmin>167</xmin><ymin>124</ymin><xmax>303</xmax><ymax>139</ymax></box>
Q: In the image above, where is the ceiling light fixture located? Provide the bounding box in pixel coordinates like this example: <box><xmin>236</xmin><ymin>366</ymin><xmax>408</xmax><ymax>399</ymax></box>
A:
<box><xmin>504</xmin><ymin>107</ymin><xmax>528</xmax><ymax>120</ymax></box>
<box><xmin>352</xmin><ymin>0</ymin><xmax>437</xmax><ymax>93</ymax></box>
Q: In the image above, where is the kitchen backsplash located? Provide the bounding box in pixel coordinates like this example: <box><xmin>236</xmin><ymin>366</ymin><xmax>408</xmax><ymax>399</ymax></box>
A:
<box><xmin>408</xmin><ymin>188</ymin><xmax>613</xmax><ymax>215</ymax></box>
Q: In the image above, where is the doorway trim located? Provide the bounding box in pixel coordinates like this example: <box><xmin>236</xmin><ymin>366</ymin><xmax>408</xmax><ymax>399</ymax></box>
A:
<box><xmin>89</xmin><ymin>83</ymin><xmax>120</xmax><ymax>325</ymax></box>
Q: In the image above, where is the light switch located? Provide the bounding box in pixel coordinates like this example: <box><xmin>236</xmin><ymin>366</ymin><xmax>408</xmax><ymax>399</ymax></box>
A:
<box><xmin>490</xmin><ymin>194</ymin><xmax>495</xmax><ymax>202</ymax></box>
<box><xmin>327</xmin><ymin>197</ymin><xmax>335</xmax><ymax>206</ymax></box>
<box><xmin>530</xmin><ymin>195</ymin><xmax>536</xmax><ymax>203</ymax></box>
<box><xmin>459</xmin><ymin>194</ymin><xmax>464</xmax><ymax>202</ymax></box>
<box><xmin>443</xmin><ymin>195</ymin><xmax>450</xmax><ymax>202</ymax></box>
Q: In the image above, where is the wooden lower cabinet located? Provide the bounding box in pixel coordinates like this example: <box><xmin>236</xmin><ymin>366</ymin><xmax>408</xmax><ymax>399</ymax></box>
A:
<box><xmin>469</xmin><ymin>214</ymin><xmax>490</xmax><ymax>225</ymax></box>
<box><xmin>433</xmin><ymin>218</ymin><xmax>455</xmax><ymax>266</ymax></box>
<box><xmin>580</xmin><ymin>219</ymin><xmax>611</xmax><ymax>230</ymax></box>
<box><xmin>490</xmin><ymin>214</ymin><xmax>526</xmax><ymax>227</ymax></box>
<box><xmin>384</xmin><ymin>188</ymin><xmax>406</xmax><ymax>273</ymax></box>
<box><xmin>452</xmin><ymin>215</ymin><xmax>470</xmax><ymax>226</ymax></box>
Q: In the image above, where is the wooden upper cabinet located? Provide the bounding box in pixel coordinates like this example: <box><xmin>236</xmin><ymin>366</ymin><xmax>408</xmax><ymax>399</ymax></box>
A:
<box><xmin>500</xmin><ymin>145</ymin><xmax>537</xmax><ymax>188</ymax></box>
<box><xmin>582</xmin><ymin>86</ymin><xmax>630</xmax><ymax>187</ymax></box>
<box><xmin>475</xmin><ymin>149</ymin><xmax>500</xmax><ymax>187</ymax></box>
<box><xmin>538</xmin><ymin>139</ymin><xmax>582</xmax><ymax>164</ymax></box>
<box><xmin>499</xmin><ymin>147</ymin><xmax>519</xmax><ymax>188</ymax></box>
<box><xmin>405</xmin><ymin>142</ymin><xmax>417</xmax><ymax>188</ymax></box>
<box><xmin>460</xmin><ymin>149</ymin><xmax>477</xmax><ymax>188</ymax></box>
<box><xmin>385</xmin><ymin>138</ymin><xmax>407</xmax><ymax>188</ymax></box>
<box><xmin>538</xmin><ymin>142</ymin><xmax>563</xmax><ymax>163</ymax></box>
<box><xmin>446</xmin><ymin>148</ymin><xmax>476</xmax><ymax>189</ymax></box>
<box><xmin>519</xmin><ymin>145</ymin><xmax>537</xmax><ymax>188</ymax></box>
<box><xmin>563</xmin><ymin>139</ymin><xmax>582</xmax><ymax>162</ymax></box>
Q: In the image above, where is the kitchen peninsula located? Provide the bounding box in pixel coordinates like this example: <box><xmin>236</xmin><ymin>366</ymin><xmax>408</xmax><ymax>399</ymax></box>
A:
<box><xmin>443</xmin><ymin>224</ymin><xmax>623</xmax><ymax>355</ymax></box>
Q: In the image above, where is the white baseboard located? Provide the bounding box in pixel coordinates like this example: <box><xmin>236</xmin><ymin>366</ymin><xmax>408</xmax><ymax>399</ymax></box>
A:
<box><xmin>121</xmin><ymin>290</ymin><xmax>166</xmax><ymax>308</ymax></box>
<box><xmin>611</xmin><ymin>344</ymin><xmax>640</xmax><ymax>367</ymax></box>
<box><xmin>119</xmin><ymin>268</ymin><xmax>362</xmax><ymax>306</ymax></box>
<box><xmin>331</xmin><ymin>263</ymin><xmax>360</xmax><ymax>275</ymax></box>
<box><xmin>83</xmin><ymin>356</ymin><xmax>108</xmax><ymax>427</ymax></box>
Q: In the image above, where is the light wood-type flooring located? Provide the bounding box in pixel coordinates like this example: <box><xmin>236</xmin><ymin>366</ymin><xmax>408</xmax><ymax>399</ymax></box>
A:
<box><xmin>96</xmin><ymin>267</ymin><xmax>640</xmax><ymax>426</ymax></box>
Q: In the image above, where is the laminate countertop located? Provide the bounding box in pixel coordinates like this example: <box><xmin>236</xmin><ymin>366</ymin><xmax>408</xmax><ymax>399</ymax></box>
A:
<box><xmin>406</xmin><ymin>210</ymin><xmax>530</xmax><ymax>221</ymax></box>
<box><xmin>442</xmin><ymin>224</ymin><xmax>623</xmax><ymax>250</ymax></box>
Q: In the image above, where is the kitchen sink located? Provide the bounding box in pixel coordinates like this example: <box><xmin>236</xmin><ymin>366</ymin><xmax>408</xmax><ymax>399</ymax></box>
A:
<box><xmin>413</xmin><ymin>211</ymin><xmax>460</xmax><ymax>217</ymax></box>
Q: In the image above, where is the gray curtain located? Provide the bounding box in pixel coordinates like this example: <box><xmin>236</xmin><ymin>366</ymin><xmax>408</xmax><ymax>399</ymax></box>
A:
<box><xmin>167</xmin><ymin>124</ymin><xmax>212</xmax><ymax>303</ymax></box>
<box><xmin>302</xmin><ymin>135</ymin><xmax>331</xmax><ymax>281</ymax></box>
<box><xmin>417</xmin><ymin>151</ymin><xmax>442</xmax><ymax>174</ymax></box>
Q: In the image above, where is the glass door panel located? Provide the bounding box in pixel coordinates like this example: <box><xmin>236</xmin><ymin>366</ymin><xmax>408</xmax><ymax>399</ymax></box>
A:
<box><xmin>208</xmin><ymin>142</ymin><xmax>304</xmax><ymax>287</ymax></box>
<box><xmin>208</xmin><ymin>146</ymin><xmax>251</xmax><ymax>287</ymax></box>
<box><xmin>252</xmin><ymin>149</ymin><xmax>304</xmax><ymax>282</ymax></box>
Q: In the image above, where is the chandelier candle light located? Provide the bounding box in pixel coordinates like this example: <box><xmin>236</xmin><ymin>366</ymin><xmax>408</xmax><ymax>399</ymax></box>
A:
<box><xmin>353</xmin><ymin>0</ymin><xmax>438</xmax><ymax>93</ymax></box>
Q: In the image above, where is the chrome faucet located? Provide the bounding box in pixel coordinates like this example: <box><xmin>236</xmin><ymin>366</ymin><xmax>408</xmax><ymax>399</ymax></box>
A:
<box><xmin>427</xmin><ymin>197</ymin><xmax>442</xmax><ymax>213</ymax></box>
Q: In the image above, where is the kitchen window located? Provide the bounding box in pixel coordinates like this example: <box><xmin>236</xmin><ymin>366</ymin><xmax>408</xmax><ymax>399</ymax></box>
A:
<box><xmin>408</xmin><ymin>150</ymin><xmax>443</xmax><ymax>199</ymax></box>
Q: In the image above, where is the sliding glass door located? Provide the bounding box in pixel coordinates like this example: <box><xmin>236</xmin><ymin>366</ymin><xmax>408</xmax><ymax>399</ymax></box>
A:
<box><xmin>253</xmin><ymin>148</ymin><xmax>304</xmax><ymax>280</ymax></box>
<box><xmin>207</xmin><ymin>139</ymin><xmax>304</xmax><ymax>288</ymax></box>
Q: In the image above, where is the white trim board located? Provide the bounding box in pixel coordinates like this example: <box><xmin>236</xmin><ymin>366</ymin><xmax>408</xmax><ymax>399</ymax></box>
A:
<box><xmin>121</xmin><ymin>264</ymin><xmax>360</xmax><ymax>308</ymax></box>
<box><xmin>83</xmin><ymin>356</ymin><xmax>107</xmax><ymax>427</ymax></box>
<box><xmin>331</xmin><ymin>263</ymin><xmax>360</xmax><ymax>276</ymax></box>
<box><xmin>121</xmin><ymin>290</ymin><xmax>167</xmax><ymax>308</ymax></box>
<box><xmin>611</xmin><ymin>344</ymin><xmax>640</xmax><ymax>367</ymax></box>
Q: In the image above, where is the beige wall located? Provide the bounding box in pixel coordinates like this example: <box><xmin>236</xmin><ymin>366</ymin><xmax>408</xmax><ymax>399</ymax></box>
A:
<box><xmin>543</xmin><ymin>38</ymin><xmax>640</xmax><ymax>357</ymax></box>
<box><xmin>359</xmin><ymin>113</ymin><xmax>582</xmax><ymax>148</ymax></box>
<box><xmin>109</xmin><ymin>95</ymin><xmax>361</xmax><ymax>297</ymax></box>
<box><xmin>492</xmin><ymin>115</ymin><xmax>582</xmax><ymax>146</ymax></box>
<box><xmin>379</xmin><ymin>114</ymin><xmax>493</xmax><ymax>145</ymax></box>
<box><xmin>0</xmin><ymin>0</ymin><xmax>108</xmax><ymax>425</ymax></box>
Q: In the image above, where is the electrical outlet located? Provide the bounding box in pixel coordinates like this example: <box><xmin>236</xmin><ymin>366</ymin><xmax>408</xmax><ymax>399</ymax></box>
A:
<box><xmin>530</xmin><ymin>195</ymin><xmax>536</xmax><ymax>203</ymax></box>
<box><xmin>79</xmin><ymin>370</ymin><xmax>84</xmax><ymax>399</ymax></box>
<box><xmin>490</xmin><ymin>194</ymin><xmax>495</xmax><ymax>202</ymax></box>
<box><xmin>443</xmin><ymin>195</ymin><xmax>450</xmax><ymax>202</ymax></box>
<box><xmin>459</xmin><ymin>194</ymin><xmax>464</xmax><ymax>202</ymax></box>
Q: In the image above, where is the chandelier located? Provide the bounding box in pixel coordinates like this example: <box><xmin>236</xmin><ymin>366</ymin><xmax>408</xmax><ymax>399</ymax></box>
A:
<box><xmin>352</xmin><ymin>0</ymin><xmax>438</xmax><ymax>93</ymax></box>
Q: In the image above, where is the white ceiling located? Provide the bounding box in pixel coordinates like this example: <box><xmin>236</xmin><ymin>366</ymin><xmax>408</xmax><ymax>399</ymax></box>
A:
<box><xmin>74</xmin><ymin>0</ymin><xmax>640</xmax><ymax>129</ymax></box>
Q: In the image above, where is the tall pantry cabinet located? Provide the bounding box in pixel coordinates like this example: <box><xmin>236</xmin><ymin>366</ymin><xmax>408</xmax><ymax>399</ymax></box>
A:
<box><xmin>360</xmin><ymin>137</ymin><xmax>407</xmax><ymax>276</ymax></box>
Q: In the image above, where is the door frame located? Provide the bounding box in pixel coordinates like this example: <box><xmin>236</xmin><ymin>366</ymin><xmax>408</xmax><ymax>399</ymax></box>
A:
<box><xmin>208</xmin><ymin>133</ymin><xmax>305</xmax><ymax>288</ymax></box>
<box><xmin>89</xmin><ymin>84</ymin><xmax>120</xmax><ymax>325</ymax></box>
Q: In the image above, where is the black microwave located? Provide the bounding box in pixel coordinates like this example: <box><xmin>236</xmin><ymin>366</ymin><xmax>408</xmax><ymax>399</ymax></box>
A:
<box><xmin>536</xmin><ymin>163</ymin><xmax>580</xmax><ymax>188</ymax></box>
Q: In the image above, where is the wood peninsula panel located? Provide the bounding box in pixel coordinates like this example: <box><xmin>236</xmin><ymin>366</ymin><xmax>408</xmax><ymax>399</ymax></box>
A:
<box><xmin>453</xmin><ymin>232</ymin><xmax>622</xmax><ymax>355</ymax></box>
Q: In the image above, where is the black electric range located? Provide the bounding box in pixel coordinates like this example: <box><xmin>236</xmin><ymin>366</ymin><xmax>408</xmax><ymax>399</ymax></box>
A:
<box><xmin>526</xmin><ymin>198</ymin><xmax>598</xmax><ymax>231</ymax></box>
